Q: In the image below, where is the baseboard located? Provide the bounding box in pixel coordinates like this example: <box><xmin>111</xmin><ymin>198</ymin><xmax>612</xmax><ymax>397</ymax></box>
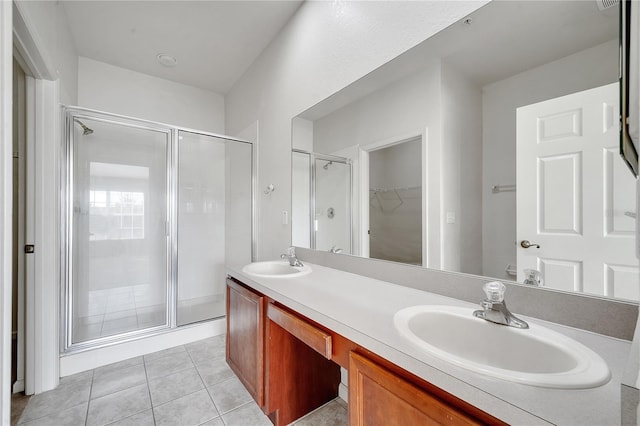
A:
<box><xmin>12</xmin><ymin>379</ymin><xmax>24</xmax><ymax>393</ymax></box>
<box><xmin>338</xmin><ymin>383</ymin><xmax>348</xmax><ymax>403</ymax></box>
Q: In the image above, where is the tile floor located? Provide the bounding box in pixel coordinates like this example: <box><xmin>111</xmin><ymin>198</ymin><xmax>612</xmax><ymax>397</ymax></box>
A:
<box><xmin>15</xmin><ymin>335</ymin><xmax>348</xmax><ymax>426</ymax></box>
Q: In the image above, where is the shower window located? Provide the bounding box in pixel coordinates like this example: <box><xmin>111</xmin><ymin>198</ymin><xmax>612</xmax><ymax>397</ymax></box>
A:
<box><xmin>89</xmin><ymin>190</ymin><xmax>145</xmax><ymax>241</ymax></box>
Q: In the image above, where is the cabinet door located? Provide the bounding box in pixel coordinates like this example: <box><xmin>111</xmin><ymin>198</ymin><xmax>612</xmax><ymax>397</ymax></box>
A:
<box><xmin>265</xmin><ymin>303</ymin><xmax>341</xmax><ymax>425</ymax></box>
<box><xmin>226</xmin><ymin>278</ymin><xmax>265</xmax><ymax>407</ymax></box>
<box><xmin>349</xmin><ymin>352</ymin><xmax>482</xmax><ymax>426</ymax></box>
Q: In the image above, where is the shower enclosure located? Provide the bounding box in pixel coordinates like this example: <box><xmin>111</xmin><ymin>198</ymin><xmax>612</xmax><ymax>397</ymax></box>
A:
<box><xmin>62</xmin><ymin>107</ymin><xmax>253</xmax><ymax>351</ymax></box>
<box><xmin>291</xmin><ymin>150</ymin><xmax>352</xmax><ymax>254</ymax></box>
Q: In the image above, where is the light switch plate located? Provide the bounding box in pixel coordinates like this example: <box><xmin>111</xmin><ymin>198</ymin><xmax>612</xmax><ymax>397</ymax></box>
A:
<box><xmin>446</xmin><ymin>212</ymin><xmax>456</xmax><ymax>224</ymax></box>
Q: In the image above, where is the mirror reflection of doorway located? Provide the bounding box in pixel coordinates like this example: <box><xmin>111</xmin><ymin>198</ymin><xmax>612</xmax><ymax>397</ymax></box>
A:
<box><xmin>368</xmin><ymin>137</ymin><xmax>422</xmax><ymax>265</ymax></box>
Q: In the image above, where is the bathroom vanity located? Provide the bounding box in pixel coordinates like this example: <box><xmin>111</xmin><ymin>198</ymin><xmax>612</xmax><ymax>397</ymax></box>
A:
<box><xmin>226</xmin><ymin>275</ymin><xmax>501</xmax><ymax>425</ymax></box>
<box><xmin>226</xmin><ymin>261</ymin><xmax>632</xmax><ymax>425</ymax></box>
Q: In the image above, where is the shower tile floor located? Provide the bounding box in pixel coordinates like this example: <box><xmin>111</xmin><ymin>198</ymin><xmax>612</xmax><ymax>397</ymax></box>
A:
<box><xmin>15</xmin><ymin>335</ymin><xmax>348</xmax><ymax>426</ymax></box>
<box><xmin>73</xmin><ymin>285</ymin><xmax>226</xmax><ymax>343</ymax></box>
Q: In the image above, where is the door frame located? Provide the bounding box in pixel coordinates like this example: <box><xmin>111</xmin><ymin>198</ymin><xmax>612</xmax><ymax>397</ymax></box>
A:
<box><xmin>10</xmin><ymin>1</ymin><xmax>62</xmax><ymax>402</ymax></box>
<box><xmin>358</xmin><ymin>129</ymin><xmax>429</xmax><ymax>266</ymax></box>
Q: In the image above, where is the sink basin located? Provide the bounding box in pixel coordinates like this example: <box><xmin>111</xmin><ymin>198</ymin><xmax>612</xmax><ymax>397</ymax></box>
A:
<box><xmin>242</xmin><ymin>261</ymin><xmax>311</xmax><ymax>278</ymax></box>
<box><xmin>393</xmin><ymin>305</ymin><xmax>610</xmax><ymax>389</ymax></box>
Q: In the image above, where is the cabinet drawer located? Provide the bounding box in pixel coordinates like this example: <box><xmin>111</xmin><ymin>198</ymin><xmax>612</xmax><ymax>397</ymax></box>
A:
<box><xmin>267</xmin><ymin>303</ymin><xmax>332</xmax><ymax>359</ymax></box>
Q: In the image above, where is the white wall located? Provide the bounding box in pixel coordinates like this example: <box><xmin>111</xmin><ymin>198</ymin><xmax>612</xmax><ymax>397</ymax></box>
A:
<box><xmin>313</xmin><ymin>62</ymin><xmax>441</xmax><ymax>154</ymax></box>
<box><xmin>292</xmin><ymin>117</ymin><xmax>314</xmax><ymax>152</ymax></box>
<box><xmin>369</xmin><ymin>140</ymin><xmax>422</xmax><ymax>190</ymax></box>
<box><xmin>225</xmin><ymin>0</ymin><xmax>489</xmax><ymax>260</ymax></box>
<box><xmin>482</xmin><ymin>39</ymin><xmax>619</xmax><ymax>280</ymax></box>
<box><xmin>440</xmin><ymin>60</ymin><xmax>483</xmax><ymax>275</ymax></box>
<box><xmin>78</xmin><ymin>57</ymin><xmax>225</xmax><ymax>133</ymax></box>
<box><xmin>14</xmin><ymin>1</ymin><xmax>78</xmax><ymax>104</ymax></box>
<box><xmin>313</xmin><ymin>63</ymin><xmax>442</xmax><ymax>267</ymax></box>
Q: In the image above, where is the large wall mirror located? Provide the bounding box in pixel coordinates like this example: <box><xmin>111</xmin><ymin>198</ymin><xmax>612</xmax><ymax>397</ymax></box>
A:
<box><xmin>291</xmin><ymin>0</ymin><xmax>640</xmax><ymax>302</ymax></box>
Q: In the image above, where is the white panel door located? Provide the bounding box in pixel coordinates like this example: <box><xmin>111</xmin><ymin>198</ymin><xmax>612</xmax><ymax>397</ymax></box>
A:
<box><xmin>517</xmin><ymin>83</ymin><xmax>638</xmax><ymax>300</ymax></box>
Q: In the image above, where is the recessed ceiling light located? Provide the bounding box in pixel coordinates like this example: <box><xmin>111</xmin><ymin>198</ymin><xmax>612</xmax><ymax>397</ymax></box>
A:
<box><xmin>157</xmin><ymin>54</ymin><xmax>177</xmax><ymax>68</ymax></box>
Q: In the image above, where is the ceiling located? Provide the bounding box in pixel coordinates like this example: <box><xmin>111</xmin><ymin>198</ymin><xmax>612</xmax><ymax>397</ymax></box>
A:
<box><xmin>62</xmin><ymin>1</ymin><xmax>304</xmax><ymax>94</ymax></box>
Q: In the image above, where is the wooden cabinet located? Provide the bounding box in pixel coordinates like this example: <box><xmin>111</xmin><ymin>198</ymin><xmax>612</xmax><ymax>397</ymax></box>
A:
<box><xmin>349</xmin><ymin>352</ymin><xmax>502</xmax><ymax>426</ymax></box>
<box><xmin>226</xmin><ymin>276</ymin><xmax>504</xmax><ymax>426</ymax></box>
<box><xmin>265</xmin><ymin>303</ymin><xmax>341</xmax><ymax>425</ymax></box>
<box><xmin>225</xmin><ymin>279</ymin><xmax>340</xmax><ymax>425</ymax></box>
<box><xmin>226</xmin><ymin>277</ymin><xmax>265</xmax><ymax>407</ymax></box>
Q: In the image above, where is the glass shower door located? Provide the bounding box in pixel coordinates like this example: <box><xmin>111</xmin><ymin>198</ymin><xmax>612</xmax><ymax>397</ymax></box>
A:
<box><xmin>71</xmin><ymin>117</ymin><xmax>170</xmax><ymax>344</ymax></box>
<box><xmin>291</xmin><ymin>151</ymin><xmax>311</xmax><ymax>248</ymax></box>
<box><xmin>314</xmin><ymin>158</ymin><xmax>351</xmax><ymax>253</ymax></box>
<box><xmin>177</xmin><ymin>131</ymin><xmax>252</xmax><ymax>326</ymax></box>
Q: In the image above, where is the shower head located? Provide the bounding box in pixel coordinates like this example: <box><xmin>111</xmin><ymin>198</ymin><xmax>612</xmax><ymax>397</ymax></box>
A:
<box><xmin>323</xmin><ymin>161</ymin><xmax>333</xmax><ymax>170</ymax></box>
<box><xmin>75</xmin><ymin>120</ymin><xmax>94</xmax><ymax>136</ymax></box>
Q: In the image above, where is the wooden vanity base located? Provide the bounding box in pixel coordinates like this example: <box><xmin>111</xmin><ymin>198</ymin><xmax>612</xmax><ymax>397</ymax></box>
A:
<box><xmin>226</xmin><ymin>277</ymin><xmax>507</xmax><ymax>426</ymax></box>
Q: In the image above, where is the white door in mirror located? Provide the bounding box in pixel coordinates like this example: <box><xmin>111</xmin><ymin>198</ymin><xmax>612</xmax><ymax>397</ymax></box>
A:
<box><xmin>394</xmin><ymin>305</ymin><xmax>610</xmax><ymax>389</ymax></box>
<box><xmin>517</xmin><ymin>83</ymin><xmax>638</xmax><ymax>299</ymax></box>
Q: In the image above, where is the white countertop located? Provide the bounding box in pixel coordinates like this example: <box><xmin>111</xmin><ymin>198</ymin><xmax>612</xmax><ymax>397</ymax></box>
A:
<box><xmin>227</xmin><ymin>262</ymin><xmax>632</xmax><ymax>425</ymax></box>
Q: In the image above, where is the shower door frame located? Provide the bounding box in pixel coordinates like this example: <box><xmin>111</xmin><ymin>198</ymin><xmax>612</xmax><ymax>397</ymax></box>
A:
<box><xmin>61</xmin><ymin>106</ymin><xmax>256</xmax><ymax>353</ymax></box>
<box><xmin>292</xmin><ymin>149</ymin><xmax>352</xmax><ymax>253</ymax></box>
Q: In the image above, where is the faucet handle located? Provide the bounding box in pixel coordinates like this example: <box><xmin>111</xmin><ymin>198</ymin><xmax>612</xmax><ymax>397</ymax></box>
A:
<box><xmin>483</xmin><ymin>281</ymin><xmax>505</xmax><ymax>302</ymax></box>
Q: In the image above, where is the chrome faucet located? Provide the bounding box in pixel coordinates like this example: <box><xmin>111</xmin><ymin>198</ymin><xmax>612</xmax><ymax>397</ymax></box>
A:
<box><xmin>329</xmin><ymin>245</ymin><xmax>343</xmax><ymax>254</ymax></box>
<box><xmin>523</xmin><ymin>268</ymin><xmax>542</xmax><ymax>287</ymax></box>
<box><xmin>473</xmin><ymin>281</ymin><xmax>529</xmax><ymax>329</ymax></box>
<box><xmin>281</xmin><ymin>246</ymin><xmax>303</xmax><ymax>267</ymax></box>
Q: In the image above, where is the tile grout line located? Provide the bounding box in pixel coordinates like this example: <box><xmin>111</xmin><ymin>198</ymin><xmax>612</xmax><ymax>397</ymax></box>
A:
<box><xmin>145</xmin><ymin>349</ymin><xmax>195</xmax><ymax>382</ymax></box>
<box><xmin>85</xmin><ymin>369</ymin><xmax>95</xmax><ymax>426</ymax></box>
<box><xmin>142</xmin><ymin>354</ymin><xmax>157</xmax><ymax>426</ymax></box>
<box><xmin>185</xmin><ymin>345</ymin><xmax>224</xmax><ymax>424</ymax></box>
<box><xmin>95</xmin><ymin>370</ymin><xmax>159</xmax><ymax>425</ymax></box>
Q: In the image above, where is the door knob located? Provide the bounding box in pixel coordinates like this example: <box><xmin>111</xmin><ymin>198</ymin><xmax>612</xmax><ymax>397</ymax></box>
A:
<box><xmin>520</xmin><ymin>240</ymin><xmax>540</xmax><ymax>249</ymax></box>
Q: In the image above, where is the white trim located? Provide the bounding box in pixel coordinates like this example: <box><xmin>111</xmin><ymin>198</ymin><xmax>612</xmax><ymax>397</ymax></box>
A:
<box><xmin>24</xmin><ymin>76</ymin><xmax>35</xmax><ymax>395</ymax></box>
<box><xmin>25</xmin><ymin>78</ymin><xmax>61</xmax><ymax>394</ymax></box>
<box><xmin>32</xmin><ymin>79</ymin><xmax>60</xmax><ymax>392</ymax></box>
<box><xmin>12</xmin><ymin>56</ymin><xmax>27</xmax><ymax>396</ymax></box>
<box><xmin>233</xmin><ymin>120</ymin><xmax>259</xmax><ymax>261</ymax></box>
<box><xmin>358</xmin><ymin>148</ymin><xmax>369</xmax><ymax>257</ymax></box>
<box><xmin>1</xmin><ymin>1</ymin><xmax>13</xmax><ymax>423</ymax></box>
<box><xmin>11</xmin><ymin>2</ymin><xmax>62</xmax><ymax>396</ymax></box>
<box><xmin>358</xmin><ymin>129</ymin><xmax>432</xmax><ymax>267</ymax></box>
<box><xmin>12</xmin><ymin>2</ymin><xmax>57</xmax><ymax>80</ymax></box>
